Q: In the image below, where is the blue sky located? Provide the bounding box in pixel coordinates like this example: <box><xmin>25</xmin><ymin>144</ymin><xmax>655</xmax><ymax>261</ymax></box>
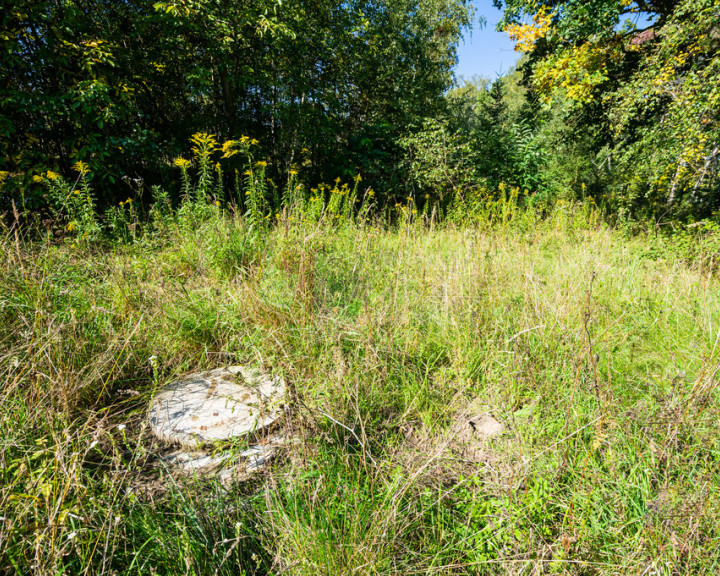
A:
<box><xmin>455</xmin><ymin>0</ymin><xmax>520</xmax><ymax>81</ymax></box>
<box><xmin>454</xmin><ymin>0</ymin><xmax>657</xmax><ymax>81</ymax></box>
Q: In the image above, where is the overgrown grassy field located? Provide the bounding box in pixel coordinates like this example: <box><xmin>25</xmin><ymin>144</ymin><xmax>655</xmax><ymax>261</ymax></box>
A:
<box><xmin>2</xmin><ymin>199</ymin><xmax>720</xmax><ymax>575</ymax></box>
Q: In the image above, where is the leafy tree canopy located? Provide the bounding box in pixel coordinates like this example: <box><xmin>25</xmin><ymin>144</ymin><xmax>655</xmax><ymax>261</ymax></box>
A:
<box><xmin>0</xmin><ymin>0</ymin><xmax>473</xmax><ymax>206</ymax></box>
<box><xmin>494</xmin><ymin>0</ymin><xmax>720</xmax><ymax>217</ymax></box>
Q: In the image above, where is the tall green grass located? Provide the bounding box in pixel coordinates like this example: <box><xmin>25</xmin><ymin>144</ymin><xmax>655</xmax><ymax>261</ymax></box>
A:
<box><xmin>2</xmin><ymin>150</ymin><xmax>720</xmax><ymax>574</ymax></box>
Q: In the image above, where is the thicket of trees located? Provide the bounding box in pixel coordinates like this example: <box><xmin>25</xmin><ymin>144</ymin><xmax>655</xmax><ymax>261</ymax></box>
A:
<box><xmin>1</xmin><ymin>0</ymin><xmax>719</xmax><ymax>220</ymax></box>
<box><xmin>492</xmin><ymin>0</ymin><xmax>720</xmax><ymax>219</ymax></box>
<box><xmin>1</xmin><ymin>0</ymin><xmax>471</xmax><ymax>205</ymax></box>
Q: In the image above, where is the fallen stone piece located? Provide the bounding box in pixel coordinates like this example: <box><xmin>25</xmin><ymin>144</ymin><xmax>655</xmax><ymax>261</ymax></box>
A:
<box><xmin>467</xmin><ymin>412</ymin><xmax>505</xmax><ymax>439</ymax></box>
<box><xmin>149</xmin><ymin>366</ymin><xmax>286</xmax><ymax>448</ymax></box>
<box><xmin>157</xmin><ymin>437</ymin><xmax>284</xmax><ymax>485</ymax></box>
<box><xmin>160</xmin><ymin>450</ymin><xmax>232</xmax><ymax>471</ymax></box>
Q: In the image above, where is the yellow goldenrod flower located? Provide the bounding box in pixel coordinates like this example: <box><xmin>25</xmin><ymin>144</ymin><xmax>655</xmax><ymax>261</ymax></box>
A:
<box><xmin>190</xmin><ymin>132</ymin><xmax>218</xmax><ymax>151</ymax></box>
<box><xmin>0</xmin><ymin>171</ymin><xmax>8</xmax><ymax>183</ymax></box>
<box><xmin>67</xmin><ymin>222</ymin><xmax>76</xmax><ymax>231</ymax></box>
<box><xmin>289</xmin><ymin>169</ymin><xmax>298</xmax><ymax>176</ymax></box>
<box><xmin>173</xmin><ymin>157</ymin><xmax>191</xmax><ymax>169</ymax></box>
<box><xmin>73</xmin><ymin>161</ymin><xmax>90</xmax><ymax>175</ymax></box>
<box><xmin>215</xmin><ymin>200</ymin><xmax>221</xmax><ymax>206</ymax></box>
<box><xmin>46</xmin><ymin>171</ymin><xmax>59</xmax><ymax>181</ymax></box>
<box><xmin>251</xmin><ymin>139</ymin><xmax>259</xmax><ymax>146</ymax></box>
<box><xmin>32</xmin><ymin>175</ymin><xmax>44</xmax><ymax>183</ymax></box>
<box><xmin>221</xmin><ymin>140</ymin><xmax>239</xmax><ymax>158</ymax></box>
<box><xmin>255</xmin><ymin>160</ymin><xmax>267</xmax><ymax>168</ymax></box>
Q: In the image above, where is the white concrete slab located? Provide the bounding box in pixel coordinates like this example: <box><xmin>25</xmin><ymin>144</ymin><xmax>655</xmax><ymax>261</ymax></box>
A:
<box><xmin>149</xmin><ymin>366</ymin><xmax>286</xmax><ymax>448</ymax></box>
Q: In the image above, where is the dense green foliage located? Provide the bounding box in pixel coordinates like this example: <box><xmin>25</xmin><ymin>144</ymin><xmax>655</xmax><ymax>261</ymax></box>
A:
<box><xmin>3</xmin><ymin>0</ymin><xmax>719</xmax><ymax>223</ymax></box>
<box><xmin>491</xmin><ymin>0</ymin><xmax>720</xmax><ymax>219</ymax></box>
<box><xmin>1</xmin><ymin>0</ymin><xmax>471</xmax><ymax>205</ymax></box>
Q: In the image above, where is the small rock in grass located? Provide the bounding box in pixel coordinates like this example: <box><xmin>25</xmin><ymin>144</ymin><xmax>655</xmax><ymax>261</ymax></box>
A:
<box><xmin>467</xmin><ymin>412</ymin><xmax>505</xmax><ymax>439</ymax></box>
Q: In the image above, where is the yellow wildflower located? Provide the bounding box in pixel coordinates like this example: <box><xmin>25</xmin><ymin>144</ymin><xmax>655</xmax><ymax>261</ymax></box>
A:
<box><xmin>215</xmin><ymin>201</ymin><xmax>221</xmax><ymax>206</ymax></box>
<box><xmin>46</xmin><ymin>171</ymin><xmax>59</xmax><ymax>181</ymax></box>
<box><xmin>33</xmin><ymin>175</ymin><xmax>44</xmax><ymax>183</ymax></box>
<box><xmin>221</xmin><ymin>140</ymin><xmax>238</xmax><ymax>158</ymax></box>
<box><xmin>174</xmin><ymin>158</ymin><xmax>191</xmax><ymax>169</ymax></box>
<box><xmin>190</xmin><ymin>132</ymin><xmax>219</xmax><ymax>152</ymax></box>
<box><xmin>255</xmin><ymin>160</ymin><xmax>268</xmax><ymax>168</ymax></box>
<box><xmin>73</xmin><ymin>161</ymin><xmax>90</xmax><ymax>175</ymax></box>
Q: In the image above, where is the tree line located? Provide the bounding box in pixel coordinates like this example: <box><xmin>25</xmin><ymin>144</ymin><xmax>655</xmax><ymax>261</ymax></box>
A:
<box><xmin>1</xmin><ymin>0</ymin><xmax>718</xmax><ymax>221</ymax></box>
<box><xmin>1</xmin><ymin>0</ymin><xmax>471</xmax><ymax>207</ymax></box>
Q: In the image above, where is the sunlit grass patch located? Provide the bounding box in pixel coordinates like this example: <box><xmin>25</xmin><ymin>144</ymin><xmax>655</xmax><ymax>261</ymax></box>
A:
<box><xmin>1</xmin><ymin>199</ymin><xmax>719</xmax><ymax>574</ymax></box>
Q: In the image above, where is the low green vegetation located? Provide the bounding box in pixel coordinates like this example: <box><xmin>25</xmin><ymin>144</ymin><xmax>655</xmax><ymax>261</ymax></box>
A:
<box><xmin>1</xmin><ymin>163</ymin><xmax>719</xmax><ymax>574</ymax></box>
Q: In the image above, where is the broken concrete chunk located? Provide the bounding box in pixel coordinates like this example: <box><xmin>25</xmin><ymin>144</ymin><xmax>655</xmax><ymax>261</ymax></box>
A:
<box><xmin>149</xmin><ymin>366</ymin><xmax>286</xmax><ymax>448</ymax></box>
